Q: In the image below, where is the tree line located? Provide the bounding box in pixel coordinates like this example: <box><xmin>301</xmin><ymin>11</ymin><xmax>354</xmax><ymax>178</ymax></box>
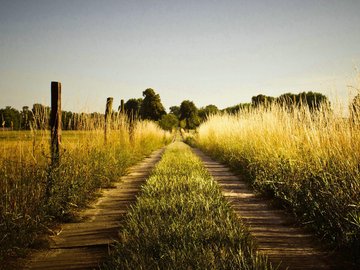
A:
<box><xmin>0</xmin><ymin>104</ymin><xmax>104</xmax><ymax>131</ymax></box>
<box><xmin>123</xmin><ymin>90</ymin><xmax>360</xmax><ymax>130</ymax></box>
<box><xmin>120</xmin><ymin>88</ymin><xmax>219</xmax><ymax>131</ymax></box>
<box><xmin>2</xmin><ymin>89</ymin><xmax>358</xmax><ymax>131</ymax></box>
<box><xmin>223</xmin><ymin>92</ymin><xmax>331</xmax><ymax>114</ymax></box>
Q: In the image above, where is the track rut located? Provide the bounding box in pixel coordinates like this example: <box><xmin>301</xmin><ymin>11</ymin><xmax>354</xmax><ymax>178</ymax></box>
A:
<box><xmin>24</xmin><ymin>148</ymin><xmax>164</xmax><ymax>270</ymax></box>
<box><xmin>192</xmin><ymin>147</ymin><xmax>337</xmax><ymax>270</ymax></box>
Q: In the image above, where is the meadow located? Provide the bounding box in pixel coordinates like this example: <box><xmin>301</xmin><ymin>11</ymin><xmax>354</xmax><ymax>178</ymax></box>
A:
<box><xmin>0</xmin><ymin>118</ymin><xmax>170</xmax><ymax>263</ymax></box>
<box><xmin>2</xmin><ymin>97</ymin><xmax>359</xmax><ymax>267</ymax></box>
<box><xmin>194</xmin><ymin>103</ymin><xmax>360</xmax><ymax>262</ymax></box>
<box><xmin>103</xmin><ymin>142</ymin><xmax>272</xmax><ymax>270</ymax></box>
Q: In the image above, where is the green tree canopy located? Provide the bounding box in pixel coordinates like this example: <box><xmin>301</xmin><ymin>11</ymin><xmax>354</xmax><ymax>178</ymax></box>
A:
<box><xmin>251</xmin><ymin>94</ymin><xmax>275</xmax><ymax>107</ymax></box>
<box><xmin>223</xmin><ymin>103</ymin><xmax>252</xmax><ymax>114</ymax></box>
<box><xmin>169</xmin><ymin>106</ymin><xmax>181</xmax><ymax>118</ymax></box>
<box><xmin>0</xmin><ymin>106</ymin><xmax>21</xmax><ymax>129</ymax></box>
<box><xmin>250</xmin><ymin>92</ymin><xmax>330</xmax><ymax>111</ymax></box>
<box><xmin>32</xmin><ymin>103</ymin><xmax>50</xmax><ymax>130</ymax></box>
<box><xmin>198</xmin><ymin>104</ymin><xmax>219</xmax><ymax>121</ymax></box>
<box><xmin>21</xmin><ymin>106</ymin><xmax>32</xmax><ymax>130</ymax></box>
<box><xmin>124</xmin><ymin>98</ymin><xmax>143</xmax><ymax>120</ymax></box>
<box><xmin>139</xmin><ymin>88</ymin><xmax>166</xmax><ymax>121</ymax></box>
<box><xmin>159</xmin><ymin>114</ymin><xmax>179</xmax><ymax>131</ymax></box>
<box><xmin>179</xmin><ymin>100</ymin><xmax>200</xmax><ymax>129</ymax></box>
<box><xmin>277</xmin><ymin>92</ymin><xmax>330</xmax><ymax>111</ymax></box>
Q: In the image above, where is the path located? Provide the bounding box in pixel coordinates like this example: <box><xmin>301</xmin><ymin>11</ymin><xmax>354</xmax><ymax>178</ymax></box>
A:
<box><xmin>192</xmin><ymin>147</ymin><xmax>336</xmax><ymax>270</ymax></box>
<box><xmin>24</xmin><ymin>148</ymin><xmax>164</xmax><ymax>270</ymax></box>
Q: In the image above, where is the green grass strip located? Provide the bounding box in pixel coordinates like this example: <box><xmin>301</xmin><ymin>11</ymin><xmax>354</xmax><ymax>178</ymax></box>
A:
<box><xmin>104</xmin><ymin>142</ymin><xmax>272</xmax><ymax>270</ymax></box>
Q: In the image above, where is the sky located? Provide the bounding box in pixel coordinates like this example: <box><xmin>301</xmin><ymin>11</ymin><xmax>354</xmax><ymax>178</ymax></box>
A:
<box><xmin>0</xmin><ymin>0</ymin><xmax>360</xmax><ymax>113</ymax></box>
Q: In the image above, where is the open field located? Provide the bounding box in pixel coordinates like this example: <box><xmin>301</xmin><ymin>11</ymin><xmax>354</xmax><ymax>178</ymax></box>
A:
<box><xmin>195</xmin><ymin>104</ymin><xmax>360</xmax><ymax>263</ymax></box>
<box><xmin>103</xmin><ymin>142</ymin><xmax>272</xmax><ymax>269</ymax></box>
<box><xmin>0</xmin><ymin>121</ymin><xmax>170</xmax><ymax>265</ymax></box>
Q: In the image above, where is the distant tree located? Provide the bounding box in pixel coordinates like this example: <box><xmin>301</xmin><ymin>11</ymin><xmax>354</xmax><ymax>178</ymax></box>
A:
<box><xmin>251</xmin><ymin>94</ymin><xmax>275</xmax><ymax>107</ymax></box>
<box><xmin>139</xmin><ymin>88</ymin><xmax>166</xmax><ymax>121</ymax></box>
<box><xmin>71</xmin><ymin>112</ymin><xmax>80</xmax><ymax>130</ymax></box>
<box><xmin>21</xmin><ymin>106</ymin><xmax>32</xmax><ymax>130</ymax></box>
<box><xmin>62</xmin><ymin>111</ymin><xmax>74</xmax><ymax>130</ymax></box>
<box><xmin>179</xmin><ymin>119</ymin><xmax>187</xmax><ymax>129</ymax></box>
<box><xmin>277</xmin><ymin>92</ymin><xmax>330</xmax><ymax>111</ymax></box>
<box><xmin>159</xmin><ymin>114</ymin><xmax>179</xmax><ymax>131</ymax></box>
<box><xmin>277</xmin><ymin>93</ymin><xmax>297</xmax><ymax>106</ymax></box>
<box><xmin>298</xmin><ymin>91</ymin><xmax>330</xmax><ymax>111</ymax></box>
<box><xmin>223</xmin><ymin>103</ymin><xmax>252</xmax><ymax>114</ymax></box>
<box><xmin>169</xmin><ymin>106</ymin><xmax>181</xmax><ymax>118</ymax></box>
<box><xmin>90</xmin><ymin>112</ymin><xmax>103</xmax><ymax>130</ymax></box>
<box><xmin>198</xmin><ymin>104</ymin><xmax>219</xmax><ymax>121</ymax></box>
<box><xmin>32</xmin><ymin>103</ymin><xmax>50</xmax><ymax>130</ymax></box>
<box><xmin>0</xmin><ymin>106</ymin><xmax>21</xmax><ymax>130</ymax></box>
<box><xmin>179</xmin><ymin>100</ymin><xmax>200</xmax><ymax>129</ymax></box>
<box><xmin>124</xmin><ymin>98</ymin><xmax>143</xmax><ymax>120</ymax></box>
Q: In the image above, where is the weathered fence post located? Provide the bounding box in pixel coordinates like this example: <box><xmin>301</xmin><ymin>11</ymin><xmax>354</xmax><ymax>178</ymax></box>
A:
<box><xmin>50</xmin><ymin>81</ymin><xmax>62</xmax><ymax>165</ymax></box>
<box><xmin>47</xmin><ymin>81</ymin><xmax>61</xmax><ymax>200</ymax></box>
<box><xmin>105</xmin><ymin>97</ymin><xmax>113</xmax><ymax>143</ymax></box>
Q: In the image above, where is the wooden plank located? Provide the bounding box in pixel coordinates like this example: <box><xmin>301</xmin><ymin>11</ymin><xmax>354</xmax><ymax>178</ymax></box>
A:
<box><xmin>24</xmin><ymin>147</ymin><xmax>165</xmax><ymax>269</ymax></box>
<box><xmin>25</xmin><ymin>247</ymin><xmax>107</xmax><ymax>270</ymax></box>
<box><xmin>191</xmin><ymin>147</ymin><xmax>336</xmax><ymax>270</ymax></box>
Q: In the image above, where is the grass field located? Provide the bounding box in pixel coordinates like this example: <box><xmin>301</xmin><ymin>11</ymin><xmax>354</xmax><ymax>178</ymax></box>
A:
<box><xmin>195</xmin><ymin>104</ymin><xmax>360</xmax><ymax>263</ymax></box>
<box><xmin>0</xmin><ymin>120</ymin><xmax>170</xmax><ymax>263</ymax></box>
<box><xmin>103</xmin><ymin>142</ymin><xmax>272</xmax><ymax>269</ymax></box>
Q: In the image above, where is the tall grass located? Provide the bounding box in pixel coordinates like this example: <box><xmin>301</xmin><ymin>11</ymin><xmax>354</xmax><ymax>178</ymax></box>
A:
<box><xmin>0</xmin><ymin>116</ymin><xmax>170</xmax><ymax>264</ymax></box>
<box><xmin>196</xmin><ymin>104</ymin><xmax>360</xmax><ymax>262</ymax></box>
<box><xmin>104</xmin><ymin>142</ymin><xmax>272</xmax><ymax>269</ymax></box>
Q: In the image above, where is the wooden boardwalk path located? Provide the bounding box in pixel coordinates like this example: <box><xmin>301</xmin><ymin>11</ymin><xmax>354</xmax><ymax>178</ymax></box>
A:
<box><xmin>24</xmin><ymin>148</ymin><xmax>165</xmax><ymax>270</ymax></box>
<box><xmin>192</xmin><ymin>147</ymin><xmax>337</xmax><ymax>270</ymax></box>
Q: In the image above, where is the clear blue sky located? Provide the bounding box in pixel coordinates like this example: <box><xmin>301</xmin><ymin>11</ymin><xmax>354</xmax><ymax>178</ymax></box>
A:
<box><xmin>1</xmin><ymin>0</ymin><xmax>359</xmax><ymax>112</ymax></box>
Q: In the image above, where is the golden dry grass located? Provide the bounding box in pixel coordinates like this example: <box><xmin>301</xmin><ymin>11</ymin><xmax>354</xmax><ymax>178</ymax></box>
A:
<box><xmin>0</xmin><ymin>118</ymin><xmax>171</xmax><ymax>263</ymax></box>
<box><xmin>196</xmin><ymin>103</ymin><xmax>360</xmax><ymax>261</ymax></box>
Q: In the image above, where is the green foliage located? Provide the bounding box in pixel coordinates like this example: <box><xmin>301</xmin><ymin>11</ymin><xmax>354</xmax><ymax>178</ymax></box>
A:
<box><xmin>140</xmin><ymin>88</ymin><xmax>166</xmax><ymax>121</ymax></box>
<box><xmin>124</xmin><ymin>98</ymin><xmax>143</xmax><ymax>120</ymax></box>
<box><xmin>179</xmin><ymin>100</ymin><xmax>200</xmax><ymax>129</ymax></box>
<box><xmin>198</xmin><ymin>104</ymin><xmax>219</xmax><ymax>121</ymax></box>
<box><xmin>222</xmin><ymin>103</ymin><xmax>252</xmax><ymax>114</ymax></box>
<box><xmin>277</xmin><ymin>91</ymin><xmax>330</xmax><ymax>111</ymax></box>
<box><xmin>103</xmin><ymin>143</ymin><xmax>272</xmax><ymax>270</ymax></box>
<box><xmin>21</xmin><ymin>106</ymin><xmax>32</xmax><ymax>130</ymax></box>
<box><xmin>221</xmin><ymin>92</ymin><xmax>329</xmax><ymax>117</ymax></box>
<box><xmin>179</xmin><ymin>119</ymin><xmax>186</xmax><ymax>129</ymax></box>
<box><xmin>61</xmin><ymin>111</ymin><xmax>74</xmax><ymax>130</ymax></box>
<box><xmin>158</xmin><ymin>114</ymin><xmax>179</xmax><ymax>131</ymax></box>
<box><xmin>0</xmin><ymin>106</ymin><xmax>21</xmax><ymax>130</ymax></box>
<box><xmin>223</xmin><ymin>92</ymin><xmax>330</xmax><ymax>115</ymax></box>
<box><xmin>169</xmin><ymin>105</ymin><xmax>180</xmax><ymax>118</ymax></box>
<box><xmin>31</xmin><ymin>103</ymin><xmax>50</xmax><ymax>130</ymax></box>
<box><xmin>251</xmin><ymin>95</ymin><xmax>275</xmax><ymax>107</ymax></box>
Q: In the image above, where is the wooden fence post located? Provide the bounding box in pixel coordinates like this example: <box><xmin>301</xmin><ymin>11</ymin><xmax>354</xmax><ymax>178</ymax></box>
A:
<box><xmin>50</xmin><ymin>81</ymin><xmax>62</xmax><ymax>165</ymax></box>
<box><xmin>105</xmin><ymin>97</ymin><xmax>113</xmax><ymax>143</ymax></box>
<box><xmin>47</xmin><ymin>81</ymin><xmax>61</xmax><ymax>200</ymax></box>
